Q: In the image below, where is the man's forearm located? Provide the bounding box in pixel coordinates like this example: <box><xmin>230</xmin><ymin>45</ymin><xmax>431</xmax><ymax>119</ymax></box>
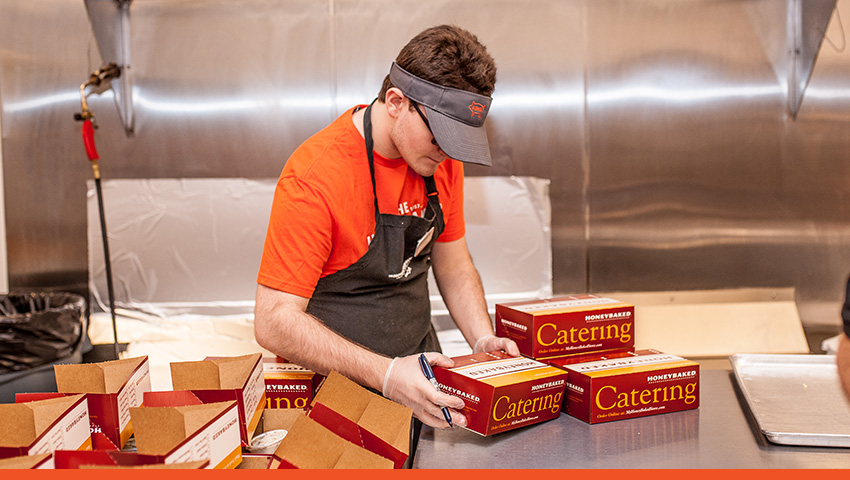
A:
<box><xmin>254</xmin><ymin>285</ymin><xmax>391</xmax><ymax>392</ymax></box>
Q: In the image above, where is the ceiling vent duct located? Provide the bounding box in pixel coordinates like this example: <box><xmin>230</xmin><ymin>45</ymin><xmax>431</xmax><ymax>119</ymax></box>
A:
<box><xmin>787</xmin><ymin>0</ymin><xmax>837</xmax><ymax>120</ymax></box>
<box><xmin>83</xmin><ymin>0</ymin><xmax>134</xmax><ymax>136</ymax></box>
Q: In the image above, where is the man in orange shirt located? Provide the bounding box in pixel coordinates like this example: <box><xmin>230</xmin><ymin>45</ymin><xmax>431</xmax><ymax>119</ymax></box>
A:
<box><xmin>254</xmin><ymin>25</ymin><xmax>518</xmax><ymax>429</ymax></box>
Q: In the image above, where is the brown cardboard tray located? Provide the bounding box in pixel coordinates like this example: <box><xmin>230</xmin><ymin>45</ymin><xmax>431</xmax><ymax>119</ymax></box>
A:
<box><xmin>730</xmin><ymin>353</ymin><xmax>850</xmax><ymax>447</ymax></box>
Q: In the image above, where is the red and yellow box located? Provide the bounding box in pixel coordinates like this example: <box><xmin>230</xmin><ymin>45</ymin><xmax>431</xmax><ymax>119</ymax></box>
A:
<box><xmin>131</xmin><ymin>398</ymin><xmax>242</xmax><ymax>469</ymax></box>
<box><xmin>495</xmin><ymin>295</ymin><xmax>634</xmax><ymax>359</ymax></box>
<box><xmin>15</xmin><ymin>356</ymin><xmax>151</xmax><ymax>450</ymax></box>
<box><xmin>559</xmin><ymin>349</ymin><xmax>699</xmax><ymax>424</ymax></box>
<box><xmin>263</xmin><ymin>357</ymin><xmax>324</xmax><ymax>410</ymax></box>
<box><xmin>174</xmin><ymin>353</ymin><xmax>265</xmax><ymax>446</ymax></box>
<box><xmin>0</xmin><ymin>394</ymin><xmax>92</xmax><ymax>459</ymax></box>
<box><xmin>433</xmin><ymin>351</ymin><xmax>568</xmax><ymax>436</ymax></box>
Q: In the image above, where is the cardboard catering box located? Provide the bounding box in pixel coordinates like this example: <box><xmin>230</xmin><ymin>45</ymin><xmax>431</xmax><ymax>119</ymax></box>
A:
<box><xmin>57</xmin><ymin>356</ymin><xmax>151</xmax><ymax>449</ymax></box>
<box><xmin>0</xmin><ymin>394</ymin><xmax>92</xmax><ymax>459</ymax></box>
<box><xmin>173</xmin><ymin>353</ymin><xmax>265</xmax><ymax>445</ymax></box>
<box><xmin>130</xmin><ymin>399</ymin><xmax>242</xmax><ymax>469</ymax></box>
<box><xmin>307</xmin><ymin>371</ymin><xmax>412</xmax><ymax>468</ymax></box>
<box><xmin>560</xmin><ymin>349</ymin><xmax>700</xmax><ymax>424</ymax></box>
<box><xmin>433</xmin><ymin>351</ymin><xmax>569</xmax><ymax>436</ymax></box>
<box><xmin>14</xmin><ymin>357</ymin><xmax>151</xmax><ymax>450</ymax></box>
<box><xmin>262</xmin><ymin>357</ymin><xmax>324</xmax><ymax>409</ymax></box>
<box><xmin>272</xmin><ymin>414</ymin><xmax>393</xmax><ymax>469</ymax></box>
<box><xmin>495</xmin><ymin>295</ymin><xmax>634</xmax><ymax>359</ymax></box>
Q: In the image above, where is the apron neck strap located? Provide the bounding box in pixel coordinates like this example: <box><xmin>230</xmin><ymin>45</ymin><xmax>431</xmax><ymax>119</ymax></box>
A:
<box><xmin>364</xmin><ymin>101</ymin><xmax>438</xmax><ymax>214</ymax></box>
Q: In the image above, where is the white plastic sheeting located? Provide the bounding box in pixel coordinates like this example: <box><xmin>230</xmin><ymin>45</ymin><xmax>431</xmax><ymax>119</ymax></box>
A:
<box><xmin>87</xmin><ymin>178</ymin><xmax>275</xmax><ymax>316</ymax></box>
<box><xmin>88</xmin><ymin>176</ymin><xmax>552</xmax><ymax>319</ymax></box>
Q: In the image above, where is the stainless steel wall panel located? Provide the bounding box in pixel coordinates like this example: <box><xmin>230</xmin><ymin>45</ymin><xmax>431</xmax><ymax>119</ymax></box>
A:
<box><xmin>3</xmin><ymin>0</ymin><xmax>850</xmax><ymax>330</ymax></box>
<box><xmin>111</xmin><ymin>0</ymin><xmax>334</xmax><ymax>178</ymax></box>
<box><xmin>0</xmin><ymin>0</ymin><xmax>95</xmax><ymax>293</ymax></box>
<box><xmin>585</xmin><ymin>0</ymin><xmax>790</xmax><ymax>293</ymax></box>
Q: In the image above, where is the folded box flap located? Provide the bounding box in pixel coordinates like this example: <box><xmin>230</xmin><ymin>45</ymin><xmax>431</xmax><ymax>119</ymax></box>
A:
<box><xmin>274</xmin><ymin>414</ymin><xmax>390</xmax><ymax>469</ymax></box>
<box><xmin>312</xmin><ymin>372</ymin><xmax>412</xmax><ymax>442</ymax></box>
<box><xmin>131</xmin><ymin>400</ymin><xmax>236</xmax><ymax>456</ymax></box>
<box><xmin>274</xmin><ymin>414</ymin><xmax>345</xmax><ymax>469</ymax></box>
<box><xmin>311</xmin><ymin>371</ymin><xmax>370</xmax><ymax>419</ymax></box>
<box><xmin>261</xmin><ymin>409</ymin><xmax>304</xmax><ymax>432</ymax></box>
<box><xmin>130</xmin><ymin>407</ymin><xmax>190</xmax><ymax>455</ymax></box>
<box><xmin>28</xmin><ymin>394</ymin><xmax>86</xmax><ymax>439</ymax></box>
<box><xmin>54</xmin><ymin>357</ymin><xmax>147</xmax><ymax>395</ymax></box>
<box><xmin>99</xmin><ymin>356</ymin><xmax>148</xmax><ymax>393</ymax></box>
<box><xmin>54</xmin><ymin>364</ymin><xmax>107</xmax><ymax>394</ymax></box>
<box><xmin>309</xmin><ymin>371</ymin><xmax>411</xmax><ymax>467</ymax></box>
<box><xmin>177</xmin><ymin>402</ymin><xmax>235</xmax><ymax>437</ymax></box>
<box><xmin>211</xmin><ymin>353</ymin><xmax>261</xmax><ymax>389</ymax></box>
<box><xmin>170</xmin><ymin>361</ymin><xmax>223</xmax><ymax>390</ymax></box>
<box><xmin>334</xmin><ymin>444</ymin><xmax>393</xmax><ymax>469</ymax></box>
<box><xmin>0</xmin><ymin>404</ymin><xmax>37</xmax><ymax>446</ymax></box>
<box><xmin>173</xmin><ymin>353</ymin><xmax>261</xmax><ymax>391</ymax></box>
<box><xmin>358</xmin><ymin>398</ymin><xmax>411</xmax><ymax>454</ymax></box>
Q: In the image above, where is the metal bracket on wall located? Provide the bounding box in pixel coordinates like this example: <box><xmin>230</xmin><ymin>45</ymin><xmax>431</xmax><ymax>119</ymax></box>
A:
<box><xmin>84</xmin><ymin>0</ymin><xmax>134</xmax><ymax>137</ymax></box>
<box><xmin>787</xmin><ymin>0</ymin><xmax>837</xmax><ymax>120</ymax></box>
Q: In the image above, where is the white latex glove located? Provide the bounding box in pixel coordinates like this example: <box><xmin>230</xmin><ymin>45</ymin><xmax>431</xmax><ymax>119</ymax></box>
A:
<box><xmin>382</xmin><ymin>352</ymin><xmax>467</xmax><ymax>429</ymax></box>
<box><xmin>473</xmin><ymin>334</ymin><xmax>521</xmax><ymax>356</ymax></box>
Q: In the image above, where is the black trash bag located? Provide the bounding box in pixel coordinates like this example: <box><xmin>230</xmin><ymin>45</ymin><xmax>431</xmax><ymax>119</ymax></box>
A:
<box><xmin>0</xmin><ymin>292</ymin><xmax>86</xmax><ymax>373</ymax></box>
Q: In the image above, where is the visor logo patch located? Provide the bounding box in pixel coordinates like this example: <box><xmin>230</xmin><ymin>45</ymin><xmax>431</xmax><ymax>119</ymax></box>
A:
<box><xmin>469</xmin><ymin>101</ymin><xmax>486</xmax><ymax>119</ymax></box>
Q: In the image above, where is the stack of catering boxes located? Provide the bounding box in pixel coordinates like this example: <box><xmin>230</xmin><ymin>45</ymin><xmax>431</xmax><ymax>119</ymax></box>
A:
<box><xmin>494</xmin><ymin>294</ymin><xmax>700</xmax><ymax>425</ymax></box>
<box><xmin>0</xmin><ymin>353</ymin><xmax>414</xmax><ymax>470</ymax></box>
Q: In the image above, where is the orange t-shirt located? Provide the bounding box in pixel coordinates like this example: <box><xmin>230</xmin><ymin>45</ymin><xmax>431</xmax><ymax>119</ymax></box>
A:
<box><xmin>257</xmin><ymin>106</ymin><xmax>466</xmax><ymax>298</ymax></box>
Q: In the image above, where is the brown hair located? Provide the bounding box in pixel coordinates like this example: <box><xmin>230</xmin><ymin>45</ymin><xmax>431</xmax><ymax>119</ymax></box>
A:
<box><xmin>378</xmin><ymin>25</ymin><xmax>497</xmax><ymax>102</ymax></box>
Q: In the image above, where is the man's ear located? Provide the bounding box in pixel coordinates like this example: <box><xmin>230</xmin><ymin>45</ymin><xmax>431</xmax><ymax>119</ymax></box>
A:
<box><xmin>385</xmin><ymin>88</ymin><xmax>407</xmax><ymax>119</ymax></box>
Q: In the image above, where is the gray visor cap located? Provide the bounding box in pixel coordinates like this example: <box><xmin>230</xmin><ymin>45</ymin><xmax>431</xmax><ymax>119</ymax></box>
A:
<box><xmin>389</xmin><ymin>62</ymin><xmax>493</xmax><ymax>167</ymax></box>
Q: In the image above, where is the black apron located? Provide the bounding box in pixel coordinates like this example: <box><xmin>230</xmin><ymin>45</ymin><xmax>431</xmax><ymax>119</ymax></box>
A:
<box><xmin>305</xmin><ymin>102</ymin><xmax>445</xmax><ymax>358</ymax></box>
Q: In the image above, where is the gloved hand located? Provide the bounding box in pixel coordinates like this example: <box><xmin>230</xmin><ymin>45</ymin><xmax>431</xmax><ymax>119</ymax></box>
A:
<box><xmin>382</xmin><ymin>352</ymin><xmax>467</xmax><ymax>429</ymax></box>
<box><xmin>473</xmin><ymin>334</ymin><xmax>521</xmax><ymax>356</ymax></box>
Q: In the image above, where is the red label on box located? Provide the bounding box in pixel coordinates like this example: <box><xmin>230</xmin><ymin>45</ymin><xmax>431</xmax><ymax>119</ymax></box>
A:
<box><xmin>543</xmin><ymin>347</ymin><xmax>636</xmax><ymax>369</ymax></box>
<box><xmin>263</xmin><ymin>358</ymin><xmax>324</xmax><ymax>410</ymax></box>
<box><xmin>496</xmin><ymin>295</ymin><xmax>635</xmax><ymax>358</ymax></box>
<box><xmin>561</xmin><ymin>349</ymin><xmax>699</xmax><ymax>424</ymax></box>
<box><xmin>433</xmin><ymin>351</ymin><xmax>568</xmax><ymax>436</ymax></box>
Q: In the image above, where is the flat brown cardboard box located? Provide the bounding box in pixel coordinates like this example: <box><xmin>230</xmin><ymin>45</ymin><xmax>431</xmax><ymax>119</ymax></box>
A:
<box><xmin>0</xmin><ymin>394</ymin><xmax>91</xmax><ymax>459</ymax></box>
<box><xmin>129</xmin><ymin>400</ymin><xmax>242</xmax><ymax>469</ymax></box>
<box><xmin>272</xmin><ymin>414</ymin><xmax>393</xmax><ymax>469</ymax></box>
<box><xmin>172</xmin><ymin>353</ymin><xmax>265</xmax><ymax>445</ymax></box>
<box><xmin>0</xmin><ymin>453</ymin><xmax>52</xmax><ymax>469</ymax></box>
<box><xmin>308</xmin><ymin>371</ymin><xmax>412</xmax><ymax>468</ymax></box>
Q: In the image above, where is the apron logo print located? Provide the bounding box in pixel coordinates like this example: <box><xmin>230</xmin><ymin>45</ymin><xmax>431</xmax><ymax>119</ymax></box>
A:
<box><xmin>388</xmin><ymin>257</ymin><xmax>413</xmax><ymax>280</ymax></box>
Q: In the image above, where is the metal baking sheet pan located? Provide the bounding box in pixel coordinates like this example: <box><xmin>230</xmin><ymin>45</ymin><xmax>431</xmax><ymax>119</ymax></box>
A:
<box><xmin>730</xmin><ymin>353</ymin><xmax>850</xmax><ymax>447</ymax></box>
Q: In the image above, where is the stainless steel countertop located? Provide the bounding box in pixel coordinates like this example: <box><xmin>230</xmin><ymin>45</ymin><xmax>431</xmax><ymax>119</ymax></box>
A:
<box><xmin>413</xmin><ymin>369</ymin><xmax>850</xmax><ymax>468</ymax></box>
